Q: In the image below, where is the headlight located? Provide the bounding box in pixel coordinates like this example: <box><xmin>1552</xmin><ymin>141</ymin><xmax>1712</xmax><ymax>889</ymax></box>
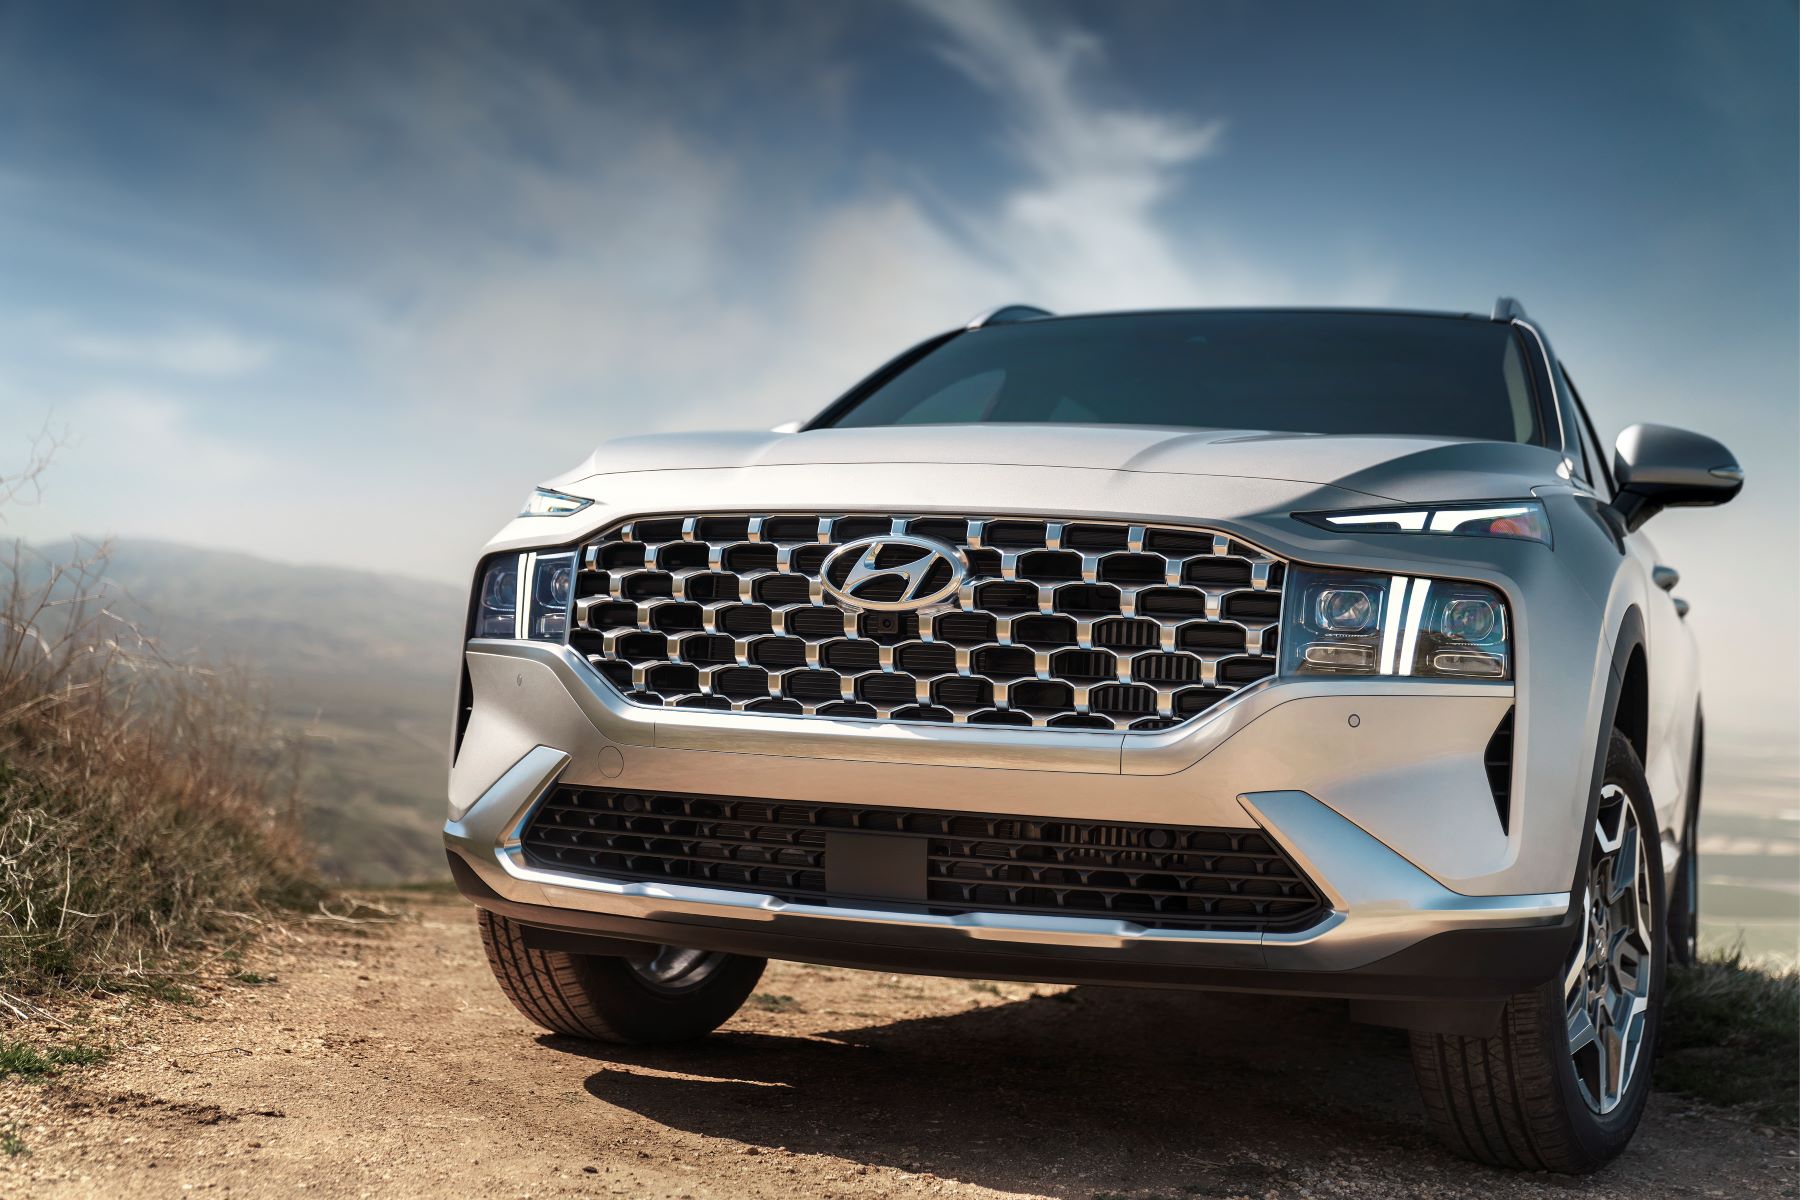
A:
<box><xmin>1281</xmin><ymin>566</ymin><xmax>1511</xmax><ymax>680</ymax></box>
<box><xmin>474</xmin><ymin>558</ymin><xmax>518</xmax><ymax>638</ymax></box>
<box><xmin>1296</xmin><ymin>500</ymin><xmax>1550</xmax><ymax>545</ymax></box>
<box><xmin>518</xmin><ymin>487</ymin><xmax>593</xmax><ymax>517</ymax></box>
<box><xmin>473</xmin><ymin>551</ymin><xmax>575</xmax><ymax>642</ymax></box>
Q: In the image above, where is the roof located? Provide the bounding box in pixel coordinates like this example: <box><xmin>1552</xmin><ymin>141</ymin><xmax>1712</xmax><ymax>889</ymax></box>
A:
<box><xmin>965</xmin><ymin>297</ymin><xmax>1529</xmax><ymax>328</ymax></box>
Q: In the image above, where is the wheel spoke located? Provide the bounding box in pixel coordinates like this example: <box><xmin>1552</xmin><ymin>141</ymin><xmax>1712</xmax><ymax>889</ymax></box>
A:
<box><xmin>631</xmin><ymin>944</ymin><xmax>726</xmax><ymax>991</ymax></box>
<box><xmin>1601</xmin><ymin>1016</ymin><xmax>1626</xmax><ymax>1110</ymax></box>
<box><xmin>1623</xmin><ymin>985</ymin><xmax>1651</xmax><ymax>1034</ymax></box>
<box><xmin>1566</xmin><ymin>1004</ymin><xmax>1598</xmax><ymax>1056</ymax></box>
<box><xmin>1605</xmin><ymin>812</ymin><xmax>1639</xmax><ymax>906</ymax></box>
<box><xmin>1612</xmin><ymin>935</ymin><xmax>1648</xmax><ymax>995</ymax></box>
<box><xmin>647</xmin><ymin>946</ymin><xmax>709</xmax><ymax>983</ymax></box>
<box><xmin>1593</xmin><ymin>792</ymin><xmax>1627</xmax><ymax>855</ymax></box>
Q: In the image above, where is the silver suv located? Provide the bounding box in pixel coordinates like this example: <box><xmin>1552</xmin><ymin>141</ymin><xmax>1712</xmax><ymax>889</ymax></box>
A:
<box><xmin>446</xmin><ymin>301</ymin><xmax>1741</xmax><ymax>1171</ymax></box>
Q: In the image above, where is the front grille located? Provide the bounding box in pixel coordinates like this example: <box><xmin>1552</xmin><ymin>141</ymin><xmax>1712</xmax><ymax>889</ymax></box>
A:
<box><xmin>521</xmin><ymin>787</ymin><xmax>1329</xmax><ymax>933</ymax></box>
<box><xmin>567</xmin><ymin>513</ymin><xmax>1285</xmax><ymax>733</ymax></box>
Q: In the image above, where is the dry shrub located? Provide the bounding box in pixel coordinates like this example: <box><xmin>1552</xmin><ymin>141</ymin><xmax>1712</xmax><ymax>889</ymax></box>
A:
<box><xmin>1659</xmin><ymin>948</ymin><xmax>1799</xmax><ymax>1127</ymax></box>
<box><xmin>0</xmin><ymin>458</ymin><xmax>319</xmax><ymax>1010</ymax></box>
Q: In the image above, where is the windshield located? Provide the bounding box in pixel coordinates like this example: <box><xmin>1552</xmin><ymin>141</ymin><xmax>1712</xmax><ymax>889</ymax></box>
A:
<box><xmin>822</xmin><ymin>311</ymin><xmax>1544</xmax><ymax>444</ymax></box>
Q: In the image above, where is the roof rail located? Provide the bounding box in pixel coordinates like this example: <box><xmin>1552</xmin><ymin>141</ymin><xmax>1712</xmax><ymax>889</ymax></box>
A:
<box><xmin>1492</xmin><ymin>296</ymin><xmax>1529</xmax><ymax>321</ymax></box>
<box><xmin>966</xmin><ymin>304</ymin><xmax>1053</xmax><ymax>330</ymax></box>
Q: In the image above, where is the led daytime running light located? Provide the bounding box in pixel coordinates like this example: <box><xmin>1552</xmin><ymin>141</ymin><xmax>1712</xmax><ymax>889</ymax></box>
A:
<box><xmin>519</xmin><ymin>487</ymin><xmax>594</xmax><ymax>518</ymax></box>
<box><xmin>1300</xmin><ymin>501</ymin><xmax>1549</xmax><ymax>544</ymax></box>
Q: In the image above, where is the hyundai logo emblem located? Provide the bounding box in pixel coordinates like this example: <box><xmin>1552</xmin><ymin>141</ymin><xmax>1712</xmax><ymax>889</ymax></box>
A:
<box><xmin>819</xmin><ymin>536</ymin><xmax>966</xmax><ymax>612</ymax></box>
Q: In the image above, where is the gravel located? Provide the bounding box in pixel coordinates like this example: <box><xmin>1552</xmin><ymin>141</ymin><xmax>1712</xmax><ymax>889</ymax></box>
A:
<box><xmin>2</xmin><ymin>894</ymin><xmax>1794</xmax><ymax>1199</ymax></box>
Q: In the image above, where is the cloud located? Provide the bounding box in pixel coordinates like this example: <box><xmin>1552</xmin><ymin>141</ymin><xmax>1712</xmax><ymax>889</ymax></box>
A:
<box><xmin>0</xmin><ymin>0</ymin><xmax>1384</xmax><ymax>579</ymax></box>
<box><xmin>57</xmin><ymin>328</ymin><xmax>273</xmax><ymax>378</ymax></box>
<box><xmin>908</xmin><ymin>0</ymin><xmax>1227</xmax><ymax>307</ymax></box>
<box><xmin>65</xmin><ymin>389</ymin><xmax>272</xmax><ymax>482</ymax></box>
<box><xmin>367</xmin><ymin>0</ymin><xmax>1277</xmax><ymax>434</ymax></box>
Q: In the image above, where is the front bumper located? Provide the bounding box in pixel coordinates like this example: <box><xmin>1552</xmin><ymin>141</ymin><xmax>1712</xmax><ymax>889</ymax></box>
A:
<box><xmin>446</xmin><ymin>640</ymin><xmax>1574</xmax><ymax>1001</ymax></box>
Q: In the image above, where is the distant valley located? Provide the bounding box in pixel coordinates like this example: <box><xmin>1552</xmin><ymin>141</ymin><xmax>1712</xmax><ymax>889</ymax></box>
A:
<box><xmin>25</xmin><ymin>539</ymin><xmax>463</xmax><ymax>883</ymax></box>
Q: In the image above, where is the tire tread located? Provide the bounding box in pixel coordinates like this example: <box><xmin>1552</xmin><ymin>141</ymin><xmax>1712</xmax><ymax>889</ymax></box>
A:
<box><xmin>1411</xmin><ymin>976</ymin><xmax>1589</xmax><ymax>1170</ymax></box>
<box><xmin>477</xmin><ymin>909</ymin><xmax>626</xmax><ymax>1040</ymax></box>
<box><xmin>477</xmin><ymin>910</ymin><xmax>765</xmax><ymax>1044</ymax></box>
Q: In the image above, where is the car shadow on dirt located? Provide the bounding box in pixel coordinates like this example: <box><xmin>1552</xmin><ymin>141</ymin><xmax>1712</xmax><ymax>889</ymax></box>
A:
<box><xmin>543</xmin><ymin>983</ymin><xmax>1501</xmax><ymax>1198</ymax></box>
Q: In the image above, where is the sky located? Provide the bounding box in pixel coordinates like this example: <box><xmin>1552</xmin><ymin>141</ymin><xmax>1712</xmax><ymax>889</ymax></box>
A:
<box><xmin>0</xmin><ymin>0</ymin><xmax>1795</xmax><ymax>742</ymax></box>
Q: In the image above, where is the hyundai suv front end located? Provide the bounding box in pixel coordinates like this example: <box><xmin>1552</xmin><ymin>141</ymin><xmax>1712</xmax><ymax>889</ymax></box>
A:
<box><xmin>447</xmin><ymin>301</ymin><xmax>1740</xmax><ymax>1171</ymax></box>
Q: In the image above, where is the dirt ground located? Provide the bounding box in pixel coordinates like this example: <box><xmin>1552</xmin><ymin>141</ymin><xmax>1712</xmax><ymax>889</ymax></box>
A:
<box><xmin>2</xmin><ymin>894</ymin><xmax>1794</xmax><ymax>1200</ymax></box>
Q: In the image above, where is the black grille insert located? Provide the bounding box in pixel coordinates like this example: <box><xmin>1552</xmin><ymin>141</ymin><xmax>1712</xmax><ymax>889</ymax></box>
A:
<box><xmin>521</xmin><ymin>788</ymin><xmax>1329</xmax><ymax>933</ymax></box>
<box><xmin>1484</xmin><ymin>708</ymin><xmax>1515</xmax><ymax>832</ymax></box>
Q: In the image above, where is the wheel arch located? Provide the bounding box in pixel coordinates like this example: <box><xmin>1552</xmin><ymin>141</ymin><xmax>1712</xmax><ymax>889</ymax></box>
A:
<box><xmin>1569</xmin><ymin>606</ymin><xmax>1648</xmax><ymax>904</ymax></box>
<box><xmin>1613</xmin><ymin>641</ymin><xmax>1649</xmax><ymax>768</ymax></box>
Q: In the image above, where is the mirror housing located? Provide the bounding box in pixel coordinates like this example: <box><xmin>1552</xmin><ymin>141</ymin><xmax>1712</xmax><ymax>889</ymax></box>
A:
<box><xmin>769</xmin><ymin>420</ymin><xmax>803</xmax><ymax>435</ymax></box>
<box><xmin>1609</xmin><ymin>423</ymin><xmax>1743</xmax><ymax>532</ymax></box>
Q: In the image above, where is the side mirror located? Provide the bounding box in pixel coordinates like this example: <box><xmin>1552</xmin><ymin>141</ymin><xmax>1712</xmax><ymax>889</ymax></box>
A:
<box><xmin>1609</xmin><ymin>423</ymin><xmax>1743</xmax><ymax>532</ymax></box>
<box><xmin>769</xmin><ymin>420</ymin><xmax>803</xmax><ymax>435</ymax></box>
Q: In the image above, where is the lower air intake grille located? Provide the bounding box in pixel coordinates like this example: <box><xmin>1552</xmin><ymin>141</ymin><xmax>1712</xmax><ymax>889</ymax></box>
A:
<box><xmin>520</xmin><ymin>787</ymin><xmax>1328</xmax><ymax>933</ymax></box>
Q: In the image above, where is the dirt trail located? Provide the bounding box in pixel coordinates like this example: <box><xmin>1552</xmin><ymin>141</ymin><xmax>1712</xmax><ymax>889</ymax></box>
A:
<box><xmin>3</xmin><ymin>893</ymin><xmax>1794</xmax><ymax>1199</ymax></box>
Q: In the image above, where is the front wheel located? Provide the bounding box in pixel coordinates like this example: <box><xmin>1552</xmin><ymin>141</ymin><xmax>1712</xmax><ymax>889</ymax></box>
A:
<box><xmin>477</xmin><ymin>910</ymin><xmax>766</xmax><ymax>1044</ymax></box>
<box><xmin>1410</xmin><ymin>732</ymin><xmax>1665</xmax><ymax>1173</ymax></box>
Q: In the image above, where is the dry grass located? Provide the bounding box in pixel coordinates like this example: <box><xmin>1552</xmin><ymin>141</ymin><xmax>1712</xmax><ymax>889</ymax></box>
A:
<box><xmin>1660</xmin><ymin>949</ymin><xmax>1799</xmax><ymax>1127</ymax></box>
<box><xmin>0</xmin><ymin>443</ymin><xmax>321</xmax><ymax>1016</ymax></box>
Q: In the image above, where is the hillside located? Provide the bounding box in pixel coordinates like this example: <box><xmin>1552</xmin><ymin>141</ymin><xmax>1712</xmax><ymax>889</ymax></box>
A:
<box><xmin>25</xmin><ymin>539</ymin><xmax>463</xmax><ymax>883</ymax></box>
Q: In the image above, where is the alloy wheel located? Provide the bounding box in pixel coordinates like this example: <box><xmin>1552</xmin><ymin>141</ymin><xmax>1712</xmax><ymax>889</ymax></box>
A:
<box><xmin>626</xmin><ymin>945</ymin><xmax>728</xmax><ymax>994</ymax></box>
<box><xmin>1564</xmin><ymin>783</ymin><xmax>1656</xmax><ymax>1114</ymax></box>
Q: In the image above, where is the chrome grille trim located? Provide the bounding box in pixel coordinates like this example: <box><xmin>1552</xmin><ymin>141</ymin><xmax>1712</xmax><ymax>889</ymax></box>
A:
<box><xmin>567</xmin><ymin>513</ymin><xmax>1286</xmax><ymax>733</ymax></box>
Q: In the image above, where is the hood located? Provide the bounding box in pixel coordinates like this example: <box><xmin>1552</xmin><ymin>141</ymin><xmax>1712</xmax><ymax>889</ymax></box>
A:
<box><xmin>554</xmin><ymin>423</ymin><xmax>1568</xmax><ymax>504</ymax></box>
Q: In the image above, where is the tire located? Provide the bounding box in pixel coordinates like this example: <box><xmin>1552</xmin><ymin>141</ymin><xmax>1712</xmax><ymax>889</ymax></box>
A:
<box><xmin>1410</xmin><ymin>732</ymin><xmax>1666</xmax><ymax>1173</ymax></box>
<box><xmin>477</xmin><ymin>909</ymin><xmax>766</xmax><ymax>1044</ymax></box>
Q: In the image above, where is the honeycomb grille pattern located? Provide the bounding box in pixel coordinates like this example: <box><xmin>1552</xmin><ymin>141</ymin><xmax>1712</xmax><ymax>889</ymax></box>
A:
<box><xmin>522</xmin><ymin>787</ymin><xmax>1328</xmax><ymax>932</ymax></box>
<box><xmin>568</xmin><ymin>513</ymin><xmax>1285</xmax><ymax>733</ymax></box>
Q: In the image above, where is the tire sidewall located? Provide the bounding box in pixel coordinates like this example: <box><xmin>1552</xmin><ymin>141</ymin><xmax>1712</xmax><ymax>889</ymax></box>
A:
<box><xmin>1542</xmin><ymin>733</ymin><xmax>1668</xmax><ymax>1162</ymax></box>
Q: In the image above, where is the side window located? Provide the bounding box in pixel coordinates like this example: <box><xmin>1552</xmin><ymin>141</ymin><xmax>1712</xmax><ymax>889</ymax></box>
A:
<box><xmin>1553</xmin><ymin>364</ymin><xmax>1593</xmax><ymax>484</ymax></box>
<box><xmin>1500</xmin><ymin>336</ymin><xmax>1537</xmax><ymax>443</ymax></box>
<box><xmin>1562</xmin><ymin>369</ymin><xmax>1616</xmax><ymax>498</ymax></box>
